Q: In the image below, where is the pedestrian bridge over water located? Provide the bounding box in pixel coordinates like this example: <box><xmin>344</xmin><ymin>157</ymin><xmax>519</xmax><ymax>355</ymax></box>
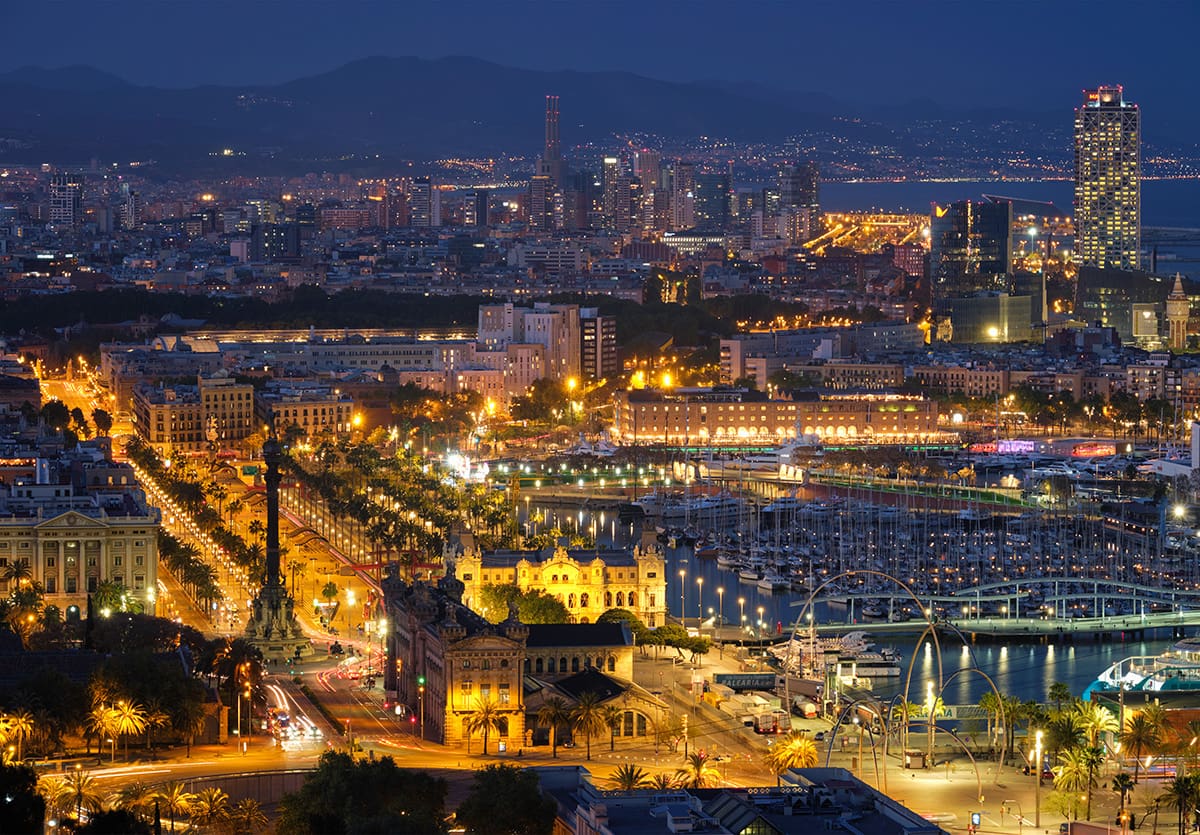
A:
<box><xmin>791</xmin><ymin>576</ymin><xmax>1200</xmax><ymax>640</ymax></box>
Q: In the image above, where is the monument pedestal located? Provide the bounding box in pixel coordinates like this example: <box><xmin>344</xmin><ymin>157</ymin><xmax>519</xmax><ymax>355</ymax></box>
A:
<box><xmin>245</xmin><ymin>580</ymin><xmax>313</xmax><ymax>662</ymax></box>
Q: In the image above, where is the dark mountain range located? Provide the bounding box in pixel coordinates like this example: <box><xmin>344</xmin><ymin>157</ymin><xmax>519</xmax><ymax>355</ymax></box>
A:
<box><xmin>0</xmin><ymin>55</ymin><xmax>1059</xmax><ymax>173</ymax></box>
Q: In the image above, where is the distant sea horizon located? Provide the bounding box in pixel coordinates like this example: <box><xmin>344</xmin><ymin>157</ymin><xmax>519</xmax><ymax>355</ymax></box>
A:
<box><xmin>822</xmin><ymin>178</ymin><xmax>1200</xmax><ymax>229</ymax></box>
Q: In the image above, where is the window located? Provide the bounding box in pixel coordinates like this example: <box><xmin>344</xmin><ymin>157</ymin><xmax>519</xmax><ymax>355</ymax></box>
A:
<box><xmin>461</xmin><ymin>680</ymin><xmax>473</xmax><ymax>694</ymax></box>
<box><xmin>462</xmin><ymin>660</ymin><xmax>471</xmax><ymax>669</ymax></box>
<box><xmin>46</xmin><ymin>556</ymin><xmax>56</xmax><ymax>568</ymax></box>
<box><xmin>480</xmin><ymin>684</ymin><xmax>490</xmax><ymax>701</ymax></box>
<box><xmin>498</xmin><ymin>683</ymin><xmax>510</xmax><ymax>704</ymax></box>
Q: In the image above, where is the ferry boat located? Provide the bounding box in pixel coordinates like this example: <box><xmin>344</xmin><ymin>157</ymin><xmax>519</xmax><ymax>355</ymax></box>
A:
<box><xmin>1087</xmin><ymin>638</ymin><xmax>1200</xmax><ymax>695</ymax></box>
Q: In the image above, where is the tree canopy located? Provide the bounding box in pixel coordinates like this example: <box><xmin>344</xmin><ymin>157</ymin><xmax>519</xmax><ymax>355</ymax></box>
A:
<box><xmin>477</xmin><ymin>584</ymin><xmax>569</xmax><ymax>624</ymax></box>
<box><xmin>454</xmin><ymin>764</ymin><xmax>556</xmax><ymax>835</ymax></box>
<box><xmin>276</xmin><ymin>751</ymin><xmax>449</xmax><ymax>835</ymax></box>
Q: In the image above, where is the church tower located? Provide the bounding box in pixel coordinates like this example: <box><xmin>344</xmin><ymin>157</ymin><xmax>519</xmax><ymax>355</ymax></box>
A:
<box><xmin>1167</xmin><ymin>273</ymin><xmax>1190</xmax><ymax>351</ymax></box>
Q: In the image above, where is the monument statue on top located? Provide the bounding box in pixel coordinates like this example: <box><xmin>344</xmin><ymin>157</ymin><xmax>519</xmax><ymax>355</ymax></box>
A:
<box><xmin>245</xmin><ymin>413</ymin><xmax>312</xmax><ymax>661</ymax></box>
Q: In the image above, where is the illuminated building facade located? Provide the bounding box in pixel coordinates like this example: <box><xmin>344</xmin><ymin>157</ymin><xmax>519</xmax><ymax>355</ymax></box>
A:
<box><xmin>382</xmin><ymin>566</ymin><xmax>527</xmax><ymax>750</ymax></box>
<box><xmin>457</xmin><ymin>542</ymin><xmax>667</xmax><ymax>627</ymax></box>
<box><xmin>49</xmin><ymin>173</ymin><xmax>83</xmax><ymax>227</ymax></box>
<box><xmin>929</xmin><ymin>200</ymin><xmax>1012</xmax><ymax>297</ymax></box>
<box><xmin>0</xmin><ymin>480</ymin><xmax>160</xmax><ymax>619</ymax></box>
<box><xmin>612</xmin><ymin>388</ymin><xmax>939</xmax><ymax>445</ymax></box>
<box><xmin>131</xmin><ymin>375</ymin><xmax>256</xmax><ymax>453</ymax></box>
<box><xmin>1074</xmin><ymin>86</ymin><xmax>1140</xmax><ymax>270</ymax></box>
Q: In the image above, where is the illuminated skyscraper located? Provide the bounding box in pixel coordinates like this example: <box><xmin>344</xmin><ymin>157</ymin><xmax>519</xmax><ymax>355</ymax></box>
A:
<box><xmin>778</xmin><ymin>161</ymin><xmax>819</xmax><ymax>239</ymax></box>
<box><xmin>1074</xmin><ymin>86</ymin><xmax>1140</xmax><ymax>270</ymax></box>
<box><xmin>538</xmin><ymin>95</ymin><xmax>565</xmax><ymax>188</ymax></box>
<box><xmin>49</xmin><ymin>173</ymin><xmax>83</xmax><ymax>226</ymax></box>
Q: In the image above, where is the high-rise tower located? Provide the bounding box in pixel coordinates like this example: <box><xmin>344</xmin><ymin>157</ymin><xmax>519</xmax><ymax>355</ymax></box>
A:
<box><xmin>49</xmin><ymin>173</ymin><xmax>83</xmax><ymax>227</ymax></box>
<box><xmin>1074</xmin><ymin>86</ymin><xmax>1140</xmax><ymax>270</ymax></box>
<box><xmin>538</xmin><ymin>95</ymin><xmax>565</xmax><ymax>188</ymax></box>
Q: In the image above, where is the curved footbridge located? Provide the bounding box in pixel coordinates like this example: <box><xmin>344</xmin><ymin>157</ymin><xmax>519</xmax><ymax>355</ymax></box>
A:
<box><xmin>791</xmin><ymin>577</ymin><xmax>1200</xmax><ymax>641</ymax></box>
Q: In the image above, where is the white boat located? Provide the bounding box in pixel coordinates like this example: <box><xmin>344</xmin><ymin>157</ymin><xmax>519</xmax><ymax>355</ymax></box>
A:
<box><xmin>757</xmin><ymin>571</ymin><xmax>791</xmax><ymax>592</ymax></box>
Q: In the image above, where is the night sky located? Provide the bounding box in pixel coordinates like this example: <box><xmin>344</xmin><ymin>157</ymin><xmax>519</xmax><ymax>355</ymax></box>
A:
<box><xmin>6</xmin><ymin>0</ymin><xmax>1195</xmax><ymax>116</ymax></box>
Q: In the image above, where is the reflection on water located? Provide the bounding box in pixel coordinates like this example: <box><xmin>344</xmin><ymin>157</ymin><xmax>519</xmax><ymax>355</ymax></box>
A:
<box><xmin>660</xmin><ymin>544</ymin><xmax>1177</xmax><ymax>705</ymax></box>
<box><xmin>523</xmin><ymin>507</ymin><xmax>1183</xmax><ymax>705</ymax></box>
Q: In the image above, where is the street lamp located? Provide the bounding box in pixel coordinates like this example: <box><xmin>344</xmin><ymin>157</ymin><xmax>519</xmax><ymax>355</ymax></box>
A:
<box><xmin>696</xmin><ymin>577</ymin><xmax>704</xmax><ymax>626</ymax></box>
<box><xmin>757</xmin><ymin>606</ymin><xmax>764</xmax><ymax>637</ymax></box>
<box><xmin>1034</xmin><ymin>729</ymin><xmax>1043</xmax><ymax>828</ymax></box>
<box><xmin>926</xmin><ymin>681</ymin><xmax>935</xmax><ymax>766</ymax></box>
<box><xmin>679</xmin><ymin>569</ymin><xmax>686</xmax><ymax>625</ymax></box>
<box><xmin>717</xmin><ymin>586</ymin><xmax>725</xmax><ymax>630</ymax></box>
<box><xmin>738</xmin><ymin>597</ymin><xmax>745</xmax><ymax>632</ymax></box>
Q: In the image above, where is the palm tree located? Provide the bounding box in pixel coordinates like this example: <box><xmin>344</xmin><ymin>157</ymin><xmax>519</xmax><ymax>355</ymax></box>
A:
<box><xmin>228</xmin><ymin>798</ymin><xmax>268</xmax><ymax>835</ymax></box>
<box><xmin>142</xmin><ymin>702</ymin><xmax>170</xmax><ymax>752</ymax></box>
<box><xmin>1055</xmin><ymin>744</ymin><xmax>1105</xmax><ymax>820</ymax></box>
<box><xmin>189</xmin><ymin>787</ymin><xmax>230</xmax><ymax>832</ymax></box>
<box><xmin>536</xmin><ymin>697</ymin><xmax>571</xmax><ymax>758</ymax></box>
<box><xmin>1074</xmin><ymin>699</ymin><xmax>1119</xmax><ymax>748</ymax></box>
<box><xmin>113</xmin><ymin>781</ymin><xmax>154</xmax><ymax>822</ymax></box>
<box><xmin>650</xmin><ymin>772</ymin><xmax>677</xmax><ymax>791</ymax></box>
<box><xmin>171</xmin><ymin>697</ymin><xmax>208</xmax><ymax>758</ymax></box>
<box><xmin>609</xmin><ymin>763</ymin><xmax>652</xmax><ymax>791</ymax></box>
<box><xmin>1048</xmin><ymin>682</ymin><xmax>1074</xmax><ymax>713</ymax></box>
<box><xmin>765</xmin><ymin>731</ymin><xmax>820</xmax><ymax>781</ymax></box>
<box><xmin>1044</xmin><ymin>710</ymin><xmax>1086</xmax><ymax>762</ymax></box>
<box><xmin>675</xmin><ymin>752</ymin><xmax>721</xmax><ymax>789</ymax></box>
<box><xmin>88</xmin><ymin>705</ymin><xmax>119</xmax><ymax>761</ymax></box>
<box><xmin>1</xmin><ymin>560</ymin><xmax>33</xmax><ymax>588</ymax></box>
<box><xmin>62</xmin><ymin>769</ymin><xmax>104</xmax><ymax>823</ymax></box>
<box><xmin>1123</xmin><ymin>713</ymin><xmax>1164</xmax><ymax>783</ymax></box>
<box><xmin>570</xmin><ymin>692</ymin><xmax>608</xmax><ymax>761</ymax></box>
<box><xmin>112</xmin><ymin>701</ymin><xmax>148</xmax><ymax>761</ymax></box>
<box><xmin>464</xmin><ymin>698</ymin><xmax>503</xmax><ymax>755</ymax></box>
<box><xmin>602</xmin><ymin>704</ymin><xmax>624</xmax><ymax>752</ymax></box>
<box><xmin>1159</xmin><ymin>774</ymin><xmax>1200</xmax><ymax>835</ymax></box>
<box><xmin>4</xmin><ymin>709</ymin><xmax>33</xmax><ymax>761</ymax></box>
<box><xmin>1112</xmin><ymin>772</ymin><xmax>1135</xmax><ymax>827</ymax></box>
<box><xmin>39</xmin><ymin>776</ymin><xmax>74</xmax><ymax>822</ymax></box>
<box><xmin>153</xmin><ymin>781</ymin><xmax>194</xmax><ymax>833</ymax></box>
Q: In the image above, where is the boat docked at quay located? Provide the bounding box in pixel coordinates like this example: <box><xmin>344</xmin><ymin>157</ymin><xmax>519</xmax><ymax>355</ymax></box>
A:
<box><xmin>770</xmin><ymin>632</ymin><xmax>903</xmax><ymax>688</ymax></box>
<box><xmin>1087</xmin><ymin>637</ymin><xmax>1200</xmax><ymax>696</ymax></box>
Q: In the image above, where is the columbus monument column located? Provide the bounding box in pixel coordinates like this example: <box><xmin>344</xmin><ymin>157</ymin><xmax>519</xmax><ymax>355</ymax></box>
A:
<box><xmin>245</xmin><ymin>417</ymin><xmax>312</xmax><ymax>662</ymax></box>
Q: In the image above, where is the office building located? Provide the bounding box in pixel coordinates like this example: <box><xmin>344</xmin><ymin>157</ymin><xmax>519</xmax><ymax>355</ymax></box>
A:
<box><xmin>48</xmin><ymin>173</ymin><xmax>83</xmax><ymax>227</ymax></box>
<box><xmin>693</xmin><ymin>172</ymin><xmax>730</xmax><ymax>228</ymax></box>
<box><xmin>580</xmin><ymin>307</ymin><xmax>618</xmax><ymax>381</ymax></box>
<box><xmin>538</xmin><ymin>95</ymin><xmax>566</xmax><ymax>189</ymax></box>
<box><xmin>131</xmin><ymin>375</ymin><xmax>256</xmax><ymax>454</ymax></box>
<box><xmin>1075</xmin><ymin>85</ymin><xmax>1140</xmax><ymax>271</ymax></box>
<box><xmin>478</xmin><ymin>302</ymin><xmax>582</xmax><ymax>382</ymax></box>
<box><xmin>529</xmin><ymin>174</ymin><xmax>554</xmax><ymax>231</ymax></box>
<box><xmin>778</xmin><ymin>161</ymin><xmax>819</xmax><ymax>239</ymax></box>
<box><xmin>410</xmin><ymin>177</ymin><xmax>440</xmax><ymax>228</ymax></box>
<box><xmin>466</xmin><ymin>189</ymin><xmax>490</xmax><ymax>228</ymax></box>
<box><xmin>929</xmin><ymin>200</ymin><xmax>1013</xmax><ymax>297</ymax></box>
<box><xmin>250</xmin><ymin>223</ymin><xmax>301</xmax><ymax>261</ymax></box>
<box><xmin>633</xmin><ymin>149</ymin><xmax>660</xmax><ymax>192</ymax></box>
